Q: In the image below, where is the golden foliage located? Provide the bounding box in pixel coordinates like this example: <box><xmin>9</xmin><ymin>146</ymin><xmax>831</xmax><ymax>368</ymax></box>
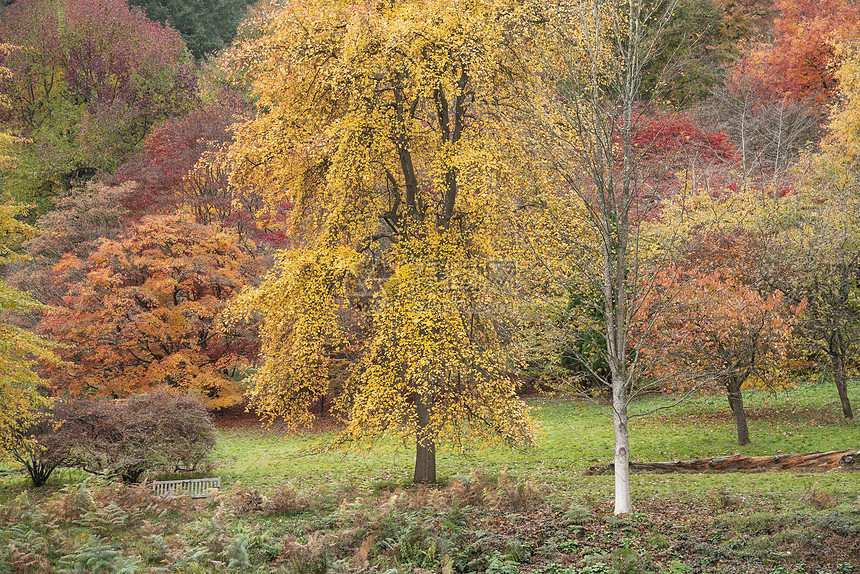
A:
<box><xmin>0</xmin><ymin>204</ymin><xmax>59</xmax><ymax>457</ymax></box>
<box><xmin>228</xmin><ymin>0</ymin><xmax>537</xmax><ymax>458</ymax></box>
<box><xmin>231</xmin><ymin>246</ymin><xmax>359</xmax><ymax>431</ymax></box>
<box><xmin>335</xmin><ymin>227</ymin><xmax>536</xmax><ymax>450</ymax></box>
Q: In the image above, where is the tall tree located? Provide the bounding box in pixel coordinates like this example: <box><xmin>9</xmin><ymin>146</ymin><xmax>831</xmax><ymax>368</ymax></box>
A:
<box><xmin>0</xmin><ymin>203</ymin><xmax>60</xmax><ymax>460</ymax></box>
<box><xmin>228</xmin><ymin>0</ymin><xmax>537</xmax><ymax>484</ymax></box>
<box><xmin>761</xmin><ymin>49</ymin><xmax>860</xmax><ymax>420</ymax></box>
<box><xmin>508</xmin><ymin>0</ymin><xmax>681</xmax><ymax>514</ymax></box>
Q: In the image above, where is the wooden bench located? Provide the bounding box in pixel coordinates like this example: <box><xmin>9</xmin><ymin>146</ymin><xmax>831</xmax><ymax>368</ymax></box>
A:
<box><xmin>150</xmin><ymin>477</ymin><xmax>221</xmax><ymax>499</ymax></box>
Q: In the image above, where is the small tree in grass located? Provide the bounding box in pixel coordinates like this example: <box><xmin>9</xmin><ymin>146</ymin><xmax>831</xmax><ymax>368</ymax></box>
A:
<box><xmin>7</xmin><ymin>401</ymin><xmax>83</xmax><ymax>487</ymax></box>
<box><xmin>639</xmin><ymin>265</ymin><xmax>804</xmax><ymax>445</ymax></box>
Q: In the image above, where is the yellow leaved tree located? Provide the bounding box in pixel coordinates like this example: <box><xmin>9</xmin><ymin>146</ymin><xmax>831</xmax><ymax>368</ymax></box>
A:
<box><xmin>0</xmin><ymin>47</ymin><xmax>61</xmax><ymax>458</ymax></box>
<box><xmin>228</xmin><ymin>0</ymin><xmax>537</xmax><ymax>483</ymax></box>
<box><xmin>0</xmin><ymin>202</ymin><xmax>60</xmax><ymax>458</ymax></box>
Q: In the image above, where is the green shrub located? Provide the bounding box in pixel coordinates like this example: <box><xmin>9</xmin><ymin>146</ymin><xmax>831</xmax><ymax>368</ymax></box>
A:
<box><xmin>563</xmin><ymin>504</ymin><xmax>591</xmax><ymax>525</ymax></box>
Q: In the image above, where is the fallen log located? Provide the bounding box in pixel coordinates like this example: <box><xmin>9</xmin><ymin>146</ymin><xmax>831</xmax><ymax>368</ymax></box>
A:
<box><xmin>587</xmin><ymin>450</ymin><xmax>860</xmax><ymax>474</ymax></box>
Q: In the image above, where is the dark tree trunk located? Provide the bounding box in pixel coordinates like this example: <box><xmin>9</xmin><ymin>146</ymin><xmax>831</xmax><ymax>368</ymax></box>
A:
<box><xmin>413</xmin><ymin>392</ymin><xmax>436</xmax><ymax>484</ymax></box>
<box><xmin>830</xmin><ymin>349</ymin><xmax>854</xmax><ymax>420</ymax></box>
<box><xmin>726</xmin><ymin>378</ymin><xmax>750</xmax><ymax>445</ymax></box>
<box><xmin>26</xmin><ymin>461</ymin><xmax>52</xmax><ymax>487</ymax></box>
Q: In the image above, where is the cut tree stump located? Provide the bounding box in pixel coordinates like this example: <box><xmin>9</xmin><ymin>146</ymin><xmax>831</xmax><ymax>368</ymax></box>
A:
<box><xmin>587</xmin><ymin>450</ymin><xmax>860</xmax><ymax>474</ymax></box>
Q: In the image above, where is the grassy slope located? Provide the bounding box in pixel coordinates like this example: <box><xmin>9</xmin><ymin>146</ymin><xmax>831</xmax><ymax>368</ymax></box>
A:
<box><xmin>0</xmin><ymin>381</ymin><xmax>857</xmax><ymax>573</ymax></box>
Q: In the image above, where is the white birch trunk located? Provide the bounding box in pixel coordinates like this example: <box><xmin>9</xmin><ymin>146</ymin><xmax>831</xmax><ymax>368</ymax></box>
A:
<box><xmin>612</xmin><ymin>373</ymin><xmax>632</xmax><ymax>514</ymax></box>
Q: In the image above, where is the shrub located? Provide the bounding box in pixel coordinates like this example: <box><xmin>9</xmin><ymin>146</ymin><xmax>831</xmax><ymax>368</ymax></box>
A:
<box><xmin>230</xmin><ymin>486</ymin><xmax>265</xmax><ymax>514</ymax></box>
<box><xmin>67</xmin><ymin>391</ymin><xmax>217</xmax><ymax>482</ymax></box>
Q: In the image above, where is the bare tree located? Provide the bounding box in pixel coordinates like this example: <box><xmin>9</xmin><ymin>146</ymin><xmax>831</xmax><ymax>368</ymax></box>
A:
<box><xmin>699</xmin><ymin>84</ymin><xmax>820</xmax><ymax>193</ymax></box>
<box><xmin>508</xmin><ymin>0</ymin><xmax>680</xmax><ymax>514</ymax></box>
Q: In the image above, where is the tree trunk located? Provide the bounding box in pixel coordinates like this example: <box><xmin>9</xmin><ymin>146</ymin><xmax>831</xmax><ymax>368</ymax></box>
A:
<box><xmin>830</xmin><ymin>351</ymin><xmax>854</xmax><ymax>420</ymax></box>
<box><xmin>413</xmin><ymin>392</ymin><xmax>436</xmax><ymax>484</ymax></box>
<box><xmin>26</xmin><ymin>461</ymin><xmax>50</xmax><ymax>487</ymax></box>
<box><xmin>726</xmin><ymin>378</ymin><xmax>750</xmax><ymax>445</ymax></box>
<box><xmin>612</xmin><ymin>373</ymin><xmax>632</xmax><ymax>514</ymax></box>
<box><xmin>538</xmin><ymin>0</ymin><xmax>678</xmax><ymax>516</ymax></box>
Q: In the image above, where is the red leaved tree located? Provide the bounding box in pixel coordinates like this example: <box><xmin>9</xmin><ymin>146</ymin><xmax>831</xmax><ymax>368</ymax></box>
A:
<box><xmin>113</xmin><ymin>98</ymin><xmax>242</xmax><ymax>216</ymax></box>
<box><xmin>41</xmin><ymin>213</ymin><xmax>260</xmax><ymax>408</ymax></box>
<box><xmin>639</xmin><ymin>262</ymin><xmax>804</xmax><ymax>445</ymax></box>
<box><xmin>113</xmin><ymin>96</ymin><xmax>290</xmax><ymax>248</ymax></box>
<box><xmin>632</xmin><ymin>110</ymin><xmax>739</xmax><ymax>202</ymax></box>
<box><xmin>738</xmin><ymin>0</ymin><xmax>860</xmax><ymax>108</ymax></box>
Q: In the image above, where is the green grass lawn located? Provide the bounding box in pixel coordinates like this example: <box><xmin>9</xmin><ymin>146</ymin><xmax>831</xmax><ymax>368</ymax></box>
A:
<box><xmin>0</xmin><ymin>380</ymin><xmax>857</xmax><ymax>573</ymax></box>
<box><xmin>213</xmin><ymin>382</ymin><xmax>858</xmax><ymax>501</ymax></box>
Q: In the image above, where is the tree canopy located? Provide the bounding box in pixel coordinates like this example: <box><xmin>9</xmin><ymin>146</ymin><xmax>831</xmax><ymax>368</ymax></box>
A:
<box><xmin>228</xmin><ymin>0</ymin><xmax>539</xmax><ymax>483</ymax></box>
<box><xmin>42</xmin><ymin>213</ymin><xmax>260</xmax><ymax>408</ymax></box>
<box><xmin>131</xmin><ymin>0</ymin><xmax>255</xmax><ymax>60</ymax></box>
